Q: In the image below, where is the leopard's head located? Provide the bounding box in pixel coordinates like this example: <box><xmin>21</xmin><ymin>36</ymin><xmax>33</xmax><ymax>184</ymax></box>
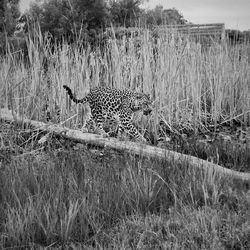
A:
<box><xmin>132</xmin><ymin>92</ymin><xmax>152</xmax><ymax>115</ymax></box>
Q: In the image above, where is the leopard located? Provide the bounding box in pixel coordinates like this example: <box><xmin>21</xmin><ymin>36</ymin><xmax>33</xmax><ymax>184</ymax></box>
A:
<box><xmin>63</xmin><ymin>85</ymin><xmax>152</xmax><ymax>142</ymax></box>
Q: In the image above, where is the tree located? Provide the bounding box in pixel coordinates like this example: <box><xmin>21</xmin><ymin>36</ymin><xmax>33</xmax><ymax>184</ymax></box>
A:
<box><xmin>0</xmin><ymin>0</ymin><xmax>5</xmax><ymax>32</ymax></box>
<box><xmin>0</xmin><ymin>0</ymin><xmax>20</xmax><ymax>34</ymax></box>
<box><xmin>5</xmin><ymin>0</ymin><xmax>20</xmax><ymax>34</ymax></box>
<box><xmin>29</xmin><ymin>0</ymin><xmax>75</xmax><ymax>38</ymax></box>
<box><xmin>28</xmin><ymin>0</ymin><xmax>110</xmax><ymax>42</ymax></box>
<box><xmin>73</xmin><ymin>0</ymin><xmax>109</xmax><ymax>30</ymax></box>
<box><xmin>0</xmin><ymin>0</ymin><xmax>20</xmax><ymax>55</ymax></box>
<box><xmin>142</xmin><ymin>5</ymin><xmax>187</xmax><ymax>27</ymax></box>
<box><xmin>109</xmin><ymin>0</ymin><xmax>142</xmax><ymax>27</ymax></box>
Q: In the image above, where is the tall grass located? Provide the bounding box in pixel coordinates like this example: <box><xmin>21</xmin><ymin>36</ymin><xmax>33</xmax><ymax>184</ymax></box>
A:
<box><xmin>1</xmin><ymin>28</ymin><xmax>249</xmax><ymax>133</ymax></box>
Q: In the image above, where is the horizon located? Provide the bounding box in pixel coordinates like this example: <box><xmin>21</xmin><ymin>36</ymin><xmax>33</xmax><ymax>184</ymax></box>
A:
<box><xmin>19</xmin><ymin>0</ymin><xmax>250</xmax><ymax>31</ymax></box>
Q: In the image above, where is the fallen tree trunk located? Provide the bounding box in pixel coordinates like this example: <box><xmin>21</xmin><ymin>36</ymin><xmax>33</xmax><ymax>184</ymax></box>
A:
<box><xmin>1</xmin><ymin>108</ymin><xmax>250</xmax><ymax>182</ymax></box>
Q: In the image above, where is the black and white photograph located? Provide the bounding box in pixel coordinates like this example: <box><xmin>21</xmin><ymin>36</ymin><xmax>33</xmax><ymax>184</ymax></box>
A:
<box><xmin>0</xmin><ymin>0</ymin><xmax>250</xmax><ymax>248</ymax></box>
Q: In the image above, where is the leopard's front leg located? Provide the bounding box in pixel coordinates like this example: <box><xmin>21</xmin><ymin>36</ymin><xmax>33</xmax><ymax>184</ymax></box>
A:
<box><xmin>119</xmin><ymin>111</ymin><xmax>146</xmax><ymax>143</ymax></box>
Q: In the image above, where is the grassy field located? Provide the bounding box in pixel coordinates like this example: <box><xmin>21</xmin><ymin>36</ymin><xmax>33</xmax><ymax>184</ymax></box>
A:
<box><xmin>0</xmin><ymin>29</ymin><xmax>250</xmax><ymax>248</ymax></box>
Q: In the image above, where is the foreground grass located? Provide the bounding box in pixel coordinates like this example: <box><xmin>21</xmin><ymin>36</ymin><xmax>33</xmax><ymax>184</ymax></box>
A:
<box><xmin>0</xmin><ymin>123</ymin><xmax>250</xmax><ymax>249</ymax></box>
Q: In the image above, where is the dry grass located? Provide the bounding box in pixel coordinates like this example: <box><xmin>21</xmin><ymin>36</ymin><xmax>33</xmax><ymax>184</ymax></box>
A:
<box><xmin>1</xmin><ymin>28</ymin><xmax>249</xmax><ymax>134</ymax></box>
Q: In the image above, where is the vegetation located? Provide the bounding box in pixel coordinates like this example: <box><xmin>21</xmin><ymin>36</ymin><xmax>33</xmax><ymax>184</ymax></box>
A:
<box><xmin>0</xmin><ymin>126</ymin><xmax>250</xmax><ymax>248</ymax></box>
<box><xmin>0</xmin><ymin>0</ymin><xmax>20</xmax><ymax>54</ymax></box>
<box><xmin>1</xmin><ymin>23</ymin><xmax>250</xmax><ymax>248</ymax></box>
<box><xmin>226</xmin><ymin>29</ymin><xmax>250</xmax><ymax>44</ymax></box>
<box><xmin>109</xmin><ymin>0</ymin><xmax>142</xmax><ymax>27</ymax></box>
<box><xmin>0</xmin><ymin>0</ymin><xmax>189</xmax><ymax>53</ymax></box>
<box><xmin>0</xmin><ymin>0</ymin><xmax>250</xmax><ymax>248</ymax></box>
<box><xmin>0</xmin><ymin>0</ymin><xmax>20</xmax><ymax>34</ymax></box>
<box><xmin>1</xmin><ymin>0</ymin><xmax>249</xmax><ymax>54</ymax></box>
<box><xmin>141</xmin><ymin>5</ymin><xmax>187</xmax><ymax>27</ymax></box>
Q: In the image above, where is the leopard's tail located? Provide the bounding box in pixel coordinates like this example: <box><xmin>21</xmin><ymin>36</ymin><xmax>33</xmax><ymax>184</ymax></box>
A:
<box><xmin>63</xmin><ymin>85</ymin><xmax>88</xmax><ymax>104</ymax></box>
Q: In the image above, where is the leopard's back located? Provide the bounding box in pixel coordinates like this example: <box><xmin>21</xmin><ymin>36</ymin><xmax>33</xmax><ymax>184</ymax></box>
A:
<box><xmin>63</xmin><ymin>85</ymin><xmax>132</xmax><ymax>113</ymax></box>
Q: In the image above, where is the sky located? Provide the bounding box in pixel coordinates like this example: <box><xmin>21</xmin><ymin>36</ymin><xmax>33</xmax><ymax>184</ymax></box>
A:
<box><xmin>19</xmin><ymin>0</ymin><xmax>250</xmax><ymax>31</ymax></box>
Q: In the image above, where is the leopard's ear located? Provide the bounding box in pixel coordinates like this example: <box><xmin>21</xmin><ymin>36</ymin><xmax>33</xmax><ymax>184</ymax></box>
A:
<box><xmin>136</xmin><ymin>93</ymin><xmax>151</xmax><ymax>100</ymax></box>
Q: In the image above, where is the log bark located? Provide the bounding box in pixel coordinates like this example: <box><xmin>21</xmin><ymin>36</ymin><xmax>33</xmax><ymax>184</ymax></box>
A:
<box><xmin>1</xmin><ymin>108</ymin><xmax>250</xmax><ymax>182</ymax></box>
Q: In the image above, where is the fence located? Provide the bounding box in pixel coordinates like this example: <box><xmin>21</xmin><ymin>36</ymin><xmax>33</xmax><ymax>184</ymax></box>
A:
<box><xmin>155</xmin><ymin>23</ymin><xmax>225</xmax><ymax>42</ymax></box>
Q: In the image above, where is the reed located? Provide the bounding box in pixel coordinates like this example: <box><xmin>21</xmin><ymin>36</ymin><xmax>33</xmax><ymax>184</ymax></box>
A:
<box><xmin>1</xmin><ymin>28</ymin><xmax>249</xmax><ymax>137</ymax></box>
